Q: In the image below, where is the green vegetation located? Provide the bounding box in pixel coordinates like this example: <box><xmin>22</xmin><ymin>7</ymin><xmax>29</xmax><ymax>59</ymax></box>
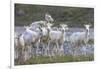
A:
<box><xmin>88</xmin><ymin>39</ymin><xmax>94</xmax><ymax>44</ymax></box>
<box><xmin>15</xmin><ymin>55</ymin><xmax>94</xmax><ymax>65</ymax></box>
<box><xmin>15</xmin><ymin>3</ymin><xmax>94</xmax><ymax>27</ymax></box>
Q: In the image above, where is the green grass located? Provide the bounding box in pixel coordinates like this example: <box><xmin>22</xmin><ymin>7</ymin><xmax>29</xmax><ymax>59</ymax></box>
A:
<box><xmin>88</xmin><ymin>39</ymin><xmax>94</xmax><ymax>45</ymax></box>
<box><xmin>76</xmin><ymin>38</ymin><xmax>94</xmax><ymax>45</ymax></box>
<box><xmin>15</xmin><ymin>55</ymin><xmax>94</xmax><ymax>65</ymax></box>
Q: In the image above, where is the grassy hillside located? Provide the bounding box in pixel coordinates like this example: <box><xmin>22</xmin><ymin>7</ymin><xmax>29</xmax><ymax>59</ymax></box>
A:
<box><xmin>15</xmin><ymin>3</ymin><xmax>94</xmax><ymax>27</ymax></box>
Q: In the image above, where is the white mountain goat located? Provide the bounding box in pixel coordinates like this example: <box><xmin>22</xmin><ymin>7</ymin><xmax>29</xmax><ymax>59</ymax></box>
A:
<box><xmin>14</xmin><ymin>32</ymin><xmax>21</xmax><ymax>59</ymax></box>
<box><xmin>19</xmin><ymin>26</ymin><xmax>42</xmax><ymax>62</ymax></box>
<box><xmin>39</xmin><ymin>26</ymin><xmax>50</xmax><ymax>56</ymax></box>
<box><xmin>47</xmin><ymin>23</ymin><xmax>68</xmax><ymax>56</ymax></box>
<box><xmin>70</xmin><ymin>24</ymin><xmax>91</xmax><ymax>46</ymax></box>
<box><xmin>45</xmin><ymin>13</ymin><xmax>54</xmax><ymax>23</ymax></box>
<box><xmin>58</xmin><ymin>24</ymin><xmax>68</xmax><ymax>56</ymax></box>
<box><xmin>39</xmin><ymin>23</ymin><xmax>54</xmax><ymax>57</ymax></box>
<box><xmin>36</xmin><ymin>13</ymin><xmax>54</xmax><ymax>56</ymax></box>
<box><xmin>69</xmin><ymin>24</ymin><xmax>91</xmax><ymax>56</ymax></box>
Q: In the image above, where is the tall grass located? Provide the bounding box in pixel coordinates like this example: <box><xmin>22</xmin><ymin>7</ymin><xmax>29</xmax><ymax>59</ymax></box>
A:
<box><xmin>15</xmin><ymin>55</ymin><xmax>94</xmax><ymax>65</ymax></box>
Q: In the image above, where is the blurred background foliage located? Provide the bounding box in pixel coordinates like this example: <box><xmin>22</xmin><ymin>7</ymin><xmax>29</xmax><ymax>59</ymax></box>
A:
<box><xmin>15</xmin><ymin>3</ymin><xmax>94</xmax><ymax>27</ymax></box>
